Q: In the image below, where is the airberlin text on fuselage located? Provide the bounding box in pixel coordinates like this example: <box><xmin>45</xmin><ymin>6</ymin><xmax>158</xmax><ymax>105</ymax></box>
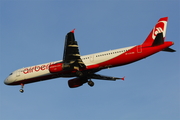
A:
<box><xmin>23</xmin><ymin>63</ymin><xmax>54</xmax><ymax>74</ymax></box>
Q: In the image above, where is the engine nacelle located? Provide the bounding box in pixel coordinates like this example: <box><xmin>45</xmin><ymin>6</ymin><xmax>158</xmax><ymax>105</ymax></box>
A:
<box><xmin>68</xmin><ymin>78</ymin><xmax>86</xmax><ymax>88</ymax></box>
<box><xmin>49</xmin><ymin>63</ymin><xmax>64</xmax><ymax>73</ymax></box>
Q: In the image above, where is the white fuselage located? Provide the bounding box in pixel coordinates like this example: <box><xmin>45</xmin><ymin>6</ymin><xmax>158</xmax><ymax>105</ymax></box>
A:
<box><xmin>4</xmin><ymin>46</ymin><xmax>135</xmax><ymax>85</ymax></box>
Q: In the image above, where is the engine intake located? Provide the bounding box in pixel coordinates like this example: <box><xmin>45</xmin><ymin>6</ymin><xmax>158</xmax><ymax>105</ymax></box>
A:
<box><xmin>68</xmin><ymin>78</ymin><xmax>87</xmax><ymax>88</ymax></box>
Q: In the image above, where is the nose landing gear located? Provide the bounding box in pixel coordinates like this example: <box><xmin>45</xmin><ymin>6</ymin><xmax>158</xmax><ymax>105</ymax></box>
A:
<box><xmin>19</xmin><ymin>83</ymin><xmax>24</xmax><ymax>93</ymax></box>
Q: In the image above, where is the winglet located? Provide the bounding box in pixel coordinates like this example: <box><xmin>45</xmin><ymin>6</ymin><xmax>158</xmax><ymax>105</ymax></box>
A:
<box><xmin>70</xmin><ymin>29</ymin><xmax>76</xmax><ymax>33</ymax></box>
<box><xmin>121</xmin><ymin>76</ymin><xmax>125</xmax><ymax>81</ymax></box>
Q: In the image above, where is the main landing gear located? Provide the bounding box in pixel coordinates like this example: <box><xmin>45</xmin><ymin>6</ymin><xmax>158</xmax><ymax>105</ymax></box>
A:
<box><xmin>75</xmin><ymin>71</ymin><xmax>95</xmax><ymax>87</ymax></box>
<box><xmin>88</xmin><ymin>79</ymin><xmax>94</xmax><ymax>87</ymax></box>
<box><xmin>76</xmin><ymin>71</ymin><xmax>83</xmax><ymax>77</ymax></box>
<box><xmin>19</xmin><ymin>83</ymin><xmax>24</xmax><ymax>93</ymax></box>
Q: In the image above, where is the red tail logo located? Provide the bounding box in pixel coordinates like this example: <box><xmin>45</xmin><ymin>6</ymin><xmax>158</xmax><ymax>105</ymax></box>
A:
<box><xmin>152</xmin><ymin>20</ymin><xmax>167</xmax><ymax>39</ymax></box>
<box><xmin>142</xmin><ymin>17</ymin><xmax>168</xmax><ymax>47</ymax></box>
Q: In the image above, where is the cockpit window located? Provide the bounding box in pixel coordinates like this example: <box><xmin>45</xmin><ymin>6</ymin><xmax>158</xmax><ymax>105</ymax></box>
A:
<box><xmin>9</xmin><ymin>73</ymin><xmax>13</xmax><ymax>76</ymax></box>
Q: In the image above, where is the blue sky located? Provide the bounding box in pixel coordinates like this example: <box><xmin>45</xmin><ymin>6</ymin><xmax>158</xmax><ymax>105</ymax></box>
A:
<box><xmin>0</xmin><ymin>0</ymin><xmax>179</xmax><ymax>120</ymax></box>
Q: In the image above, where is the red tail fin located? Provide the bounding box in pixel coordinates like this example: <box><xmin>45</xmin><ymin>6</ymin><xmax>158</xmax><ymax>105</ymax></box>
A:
<box><xmin>142</xmin><ymin>17</ymin><xmax>168</xmax><ymax>47</ymax></box>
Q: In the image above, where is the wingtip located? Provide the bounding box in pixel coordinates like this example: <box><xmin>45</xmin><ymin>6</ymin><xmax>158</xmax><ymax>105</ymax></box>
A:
<box><xmin>70</xmin><ymin>29</ymin><xmax>76</xmax><ymax>33</ymax></box>
<box><xmin>121</xmin><ymin>76</ymin><xmax>125</xmax><ymax>81</ymax></box>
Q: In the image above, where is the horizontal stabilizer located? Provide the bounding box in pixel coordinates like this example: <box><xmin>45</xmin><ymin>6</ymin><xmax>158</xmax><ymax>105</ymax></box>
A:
<box><xmin>162</xmin><ymin>47</ymin><xmax>176</xmax><ymax>52</ymax></box>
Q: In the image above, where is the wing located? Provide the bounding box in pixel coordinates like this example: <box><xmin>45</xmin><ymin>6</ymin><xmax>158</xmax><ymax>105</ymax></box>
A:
<box><xmin>90</xmin><ymin>74</ymin><xmax>124</xmax><ymax>81</ymax></box>
<box><xmin>63</xmin><ymin>29</ymin><xmax>86</xmax><ymax>70</ymax></box>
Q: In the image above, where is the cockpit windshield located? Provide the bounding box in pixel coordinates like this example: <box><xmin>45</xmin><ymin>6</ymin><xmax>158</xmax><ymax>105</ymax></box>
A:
<box><xmin>9</xmin><ymin>73</ymin><xmax>13</xmax><ymax>76</ymax></box>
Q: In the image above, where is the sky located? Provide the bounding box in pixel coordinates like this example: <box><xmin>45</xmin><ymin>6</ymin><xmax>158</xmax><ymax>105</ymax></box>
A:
<box><xmin>0</xmin><ymin>0</ymin><xmax>179</xmax><ymax>120</ymax></box>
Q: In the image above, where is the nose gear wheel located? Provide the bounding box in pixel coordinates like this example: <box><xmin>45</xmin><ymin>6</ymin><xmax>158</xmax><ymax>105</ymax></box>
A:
<box><xmin>20</xmin><ymin>83</ymin><xmax>24</xmax><ymax>93</ymax></box>
<box><xmin>19</xmin><ymin>89</ymin><xmax>24</xmax><ymax>93</ymax></box>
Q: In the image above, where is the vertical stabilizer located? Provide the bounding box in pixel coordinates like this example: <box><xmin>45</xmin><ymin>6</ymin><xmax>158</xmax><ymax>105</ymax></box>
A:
<box><xmin>142</xmin><ymin>17</ymin><xmax>168</xmax><ymax>47</ymax></box>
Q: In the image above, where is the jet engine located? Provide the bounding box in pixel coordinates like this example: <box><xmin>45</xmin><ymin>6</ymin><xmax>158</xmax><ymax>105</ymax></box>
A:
<box><xmin>68</xmin><ymin>78</ymin><xmax>87</xmax><ymax>88</ymax></box>
<box><xmin>49</xmin><ymin>63</ymin><xmax>64</xmax><ymax>73</ymax></box>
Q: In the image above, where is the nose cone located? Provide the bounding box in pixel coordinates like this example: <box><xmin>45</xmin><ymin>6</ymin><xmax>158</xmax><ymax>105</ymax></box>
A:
<box><xmin>4</xmin><ymin>75</ymin><xmax>14</xmax><ymax>85</ymax></box>
<box><xmin>4</xmin><ymin>78</ymin><xmax>11</xmax><ymax>85</ymax></box>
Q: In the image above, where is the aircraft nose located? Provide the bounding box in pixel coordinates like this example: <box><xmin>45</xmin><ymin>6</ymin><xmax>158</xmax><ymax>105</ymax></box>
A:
<box><xmin>4</xmin><ymin>72</ymin><xmax>16</xmax><ymax>85</ymax></box>
<box><xmin>4</xmin><ymin>78</ymin><xmax>10</xmax><ymax>85</ymax></box>
<box><xmin>4</xmin><ymin>76</ymin><xmax>14</xmax><ymax>85</ymax></box>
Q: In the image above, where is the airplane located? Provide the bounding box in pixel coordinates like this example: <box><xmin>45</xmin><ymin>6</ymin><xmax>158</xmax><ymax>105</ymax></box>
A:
<box><xmin>4</xmin><ymin>17</ymin><xmax>175</xmax><ymax>93</ymax></box>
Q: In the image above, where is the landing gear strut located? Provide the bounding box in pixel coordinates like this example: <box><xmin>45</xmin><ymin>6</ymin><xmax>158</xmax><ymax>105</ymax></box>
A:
<box><xmin>19</xmin><ymin>83</ymin><xmax>24</xmax><ymax>93</ymax></box>
<box><xmin>76</xmin><ymin>71</ymin><xmax>83</xmax><ymax>77</ymax></box>
<box><xmin>88</xmin><ymin>80</ymin><xmax>94</xmax><ymax>87</ymax></box>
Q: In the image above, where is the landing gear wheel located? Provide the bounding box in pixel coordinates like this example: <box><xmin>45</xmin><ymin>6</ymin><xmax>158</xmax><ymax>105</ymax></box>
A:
<box><xmin>19</xmin><ymin>89</ymin><xmax>24</xmax><ymax>93</ymax></box>
<box><xmin>76</xmin><ymin>71</ymin><xmax>83</xmax><ymax>77</ymax></box>
<box><xmin>88</xmin><ymin>80</ymin><xmax>94</xmax><ymax>87</ymax></box>
<box><xmin>20</xmin><ymin>83</ymin><xmax>24</xmax><ymax>93</ymax></box>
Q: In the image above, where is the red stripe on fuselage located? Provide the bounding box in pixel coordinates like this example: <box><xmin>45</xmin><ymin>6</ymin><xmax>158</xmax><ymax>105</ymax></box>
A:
<box><xmin>97</xmin><ymin>41</ymin><xmax>174</xmax><ymax>68</ymax></box>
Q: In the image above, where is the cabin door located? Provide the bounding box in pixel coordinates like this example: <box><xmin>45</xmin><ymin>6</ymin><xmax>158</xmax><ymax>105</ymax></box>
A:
<box><xmin>16</xmin><ymin>70</ymin><xmax>20</xmax><ymax>77</ymax></box>
<box><xmin>137</xmin><ymin>45</ymin><xmax>142</xmax><ymax>53</ymax></box>
<box><xmin>90</xmin><ymin>55</ymin><xmax>94</xmax><ymax>62</ymax></box>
